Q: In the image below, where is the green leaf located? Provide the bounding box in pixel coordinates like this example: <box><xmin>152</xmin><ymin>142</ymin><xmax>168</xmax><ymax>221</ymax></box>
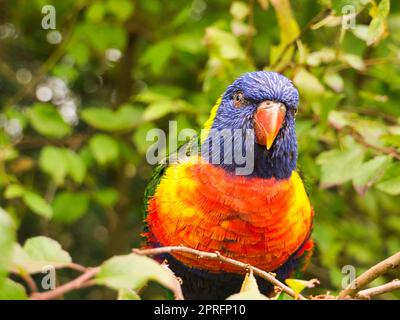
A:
<box><xmin>0</xmin><ymin>278</ymin><xmax>27</xmax><ymax>300</ymax></box>
<box><xmin>39</xmin><ymin>146</ymin><xmax>68</xmax><ymax>185</ymax></box>
<box><xmin>230</xmin><ymin>2</ymin><xmax>250</xmax><ymax>20</ymax></box>
<box><xmin>135</xmin><ymin>87</ymin><xmax>181</xmax><ymax>103</ymax></box>
<box><xmin>226</xmin><ymin>272</ymin><xmax>268</xmax><ymax>300</ymax></box>
<box><xmin>380</xmin><ymin>134</ymin><xmax>400</xmax><ymax>148</ymax></box>
<box><xmin>285</xmin><ymin>278</ymin><xmax>319</xmax><ymax>295</ymax></box>
<box><xmin>117</xmin><ymin>289</ymin><xmax>141</xmax><ymax>300</ymax></box>
<box><xmin>276</xmin><ymin>292</ymin><xmax>290</xmax><ymax>300</ymax></box>
<box><xmin>27</xmin><ymin>103</ymin><xmax>71</xmax><ymax>138</ymax></box>
<box><xmin>0</xmin><ymin>146</ymin><xmax>18</xmax><ymax>161</ymax></box>
<box><xmin>293</xmin><ymin>68</ymin><xmax>325</xmax><ymax>96</ymax></box>
<box><xmin>352</xmin><ymin>24</ymin><xmax>369</xmax><ymax>41</ymax></box>
<box><xmin>341</xmin><ymin>54</ymin><xmax>365</xmax><ymax>71</ymax></box>
<box><xmin>203</xmin><ymin>27</ymin><xmax>246</xmax><ymax>60</ymax></box>
<box><xmin>53</xmin><ymin>192</ymin><xmax>90</xmax><ymax>224</ymax></box>
<box><xmin>10</xmin><ymin>236</ymin><xmax>72</xmax><ymax>274</ymax></box>
<box><xmin>4</xmin><ymin>184</ymin><xmax>25</xmax><ymax>199</ymax></box>
<box><xmin>318</xmin><ymin>92</ymin><xmax>345</xmax><ymax>123</ymax></box>
<box><xmin>22</xmin><ymin>192</ymin><xmax>53</xmax><ymax>219</ymax></box>
<box><xmin>328</xmin><ymin>110</ymin><xmax>358</xmax><ymax>129</ymax></box>
<box><xmin>353</xmin><ymin>155</ymin><xmax>391</xmax><ymax>195</ymax></box>
<box><xmin>64</xmin><ymin>149</ymin><xmax>86</xmax><ymax>184</ymax></box>
<box><xmin>173</xmin><ymin>33</ymin><xmax>203</xmax><ymax>54</ymax></box>
<box><xmin>24</xmin><ymin>236</ymin><xmax>72</xmax><ymax>266</ymax></box>
<box><xmin>323</xmin><ymin>73</ymin><xmax>344</xmax><ymax>92</ymax></box>
<box><xmin>142</xmin><ymin>100</ymin><xmax>181</xmax><ymax>122</ymax></box>
<box><xmin>81</xmin><ymin>105</ymin><xmax>142</xmax><ymax>132</ymax></box>
<box><xmin>85</xmin><ymin>3</ymin><xmax>105</xmax><ymax>23</ymax></box>
<box><xmin>95</xmin><ymin>253</ymin><xmax>176</xmax><ymax>291</ymax></box>
<box><xmin>89</xmin><ymin>134</ymin><xmax>120</xmax><ymax>165</ymax></box>
<box><xmin>270</xmin><ymin>0</ymin><xmax>300</xmax><ymax>44</ymax></box>
<box><xmin>140</xmin><ymin>41</ymin><xmax>174</xmax><ymax>74</ymax></box>
<box><xmin>306</xmin><ymin>48</ymin><xmax>336</xmax><ymax>67</ymax></box>
<box><xmin>75</xmin><ymin>23</ymin><xmax>126</xmax><ymax>53</ymax></box>
<box><xmin>317</xmin><ymin>147</ymin><xmax>365</xmax><ymax>189</ymax></box>
<box><xmin>107</xmin><ymin>0</ymin><xmax>135</xmax><ymax>21</ymax></box>
<box><xmin>367</xmin><ymin>0</ymin><xmax>390</xmax><ymax>46</ymax></box>
<box><xmin>93</xmin><ymin>188</ymin><xmax>119</xmax><ymax>208</ymax></box>
<box><xmin>132</xmin><ymin>123</ymin><xmax>157</xmax><ymax>154</ymax></box>
<box><xmin>376</xmin><ymin>176</ymin><xmax>400</xmax><ymax>195</ymax></box>
<box><xmin>9</xmin><ymin>244</ymin><xmax>42</xmax><ymax>274</ymax></box>
<box><xmin>39</xmin><ymin>147</ymin><xmax>86</xmax><ymax>185</ymax></box>
<box><xmin>0</xmin><ymin>208</ymin><xmax>16</xmax><ymax>283</ymax></box>
<box><xmin>257</xmin><ymin>0</ymin><xmax>269</xmax><ymax>10</ymax></box>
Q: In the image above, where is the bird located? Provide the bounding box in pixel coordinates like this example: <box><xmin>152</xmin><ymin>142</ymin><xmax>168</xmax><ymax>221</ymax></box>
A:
<box><xmin>143</xmin><ymin>71</ymin><xmax>314</xmax><ymax>300</ymax></box>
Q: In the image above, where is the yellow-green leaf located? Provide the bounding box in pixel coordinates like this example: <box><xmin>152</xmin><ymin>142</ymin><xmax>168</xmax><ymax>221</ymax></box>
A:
<box><xmin>0</xmin><ymin>278</ymin><xmax>27</xmax><ymax>300</ymax></box>
<box><xmin>367</xmin><ymin>0</ymin><xmax>390</xmax><ymax>46</ymax></box>
<box><xmin>22</xmin><ymin>192</ymin><xmax>53</xmax><ymax>219</ymax></box>
<box><xmin>95</xmin><ymin>254</ymin><xmax>176</xmax><ymax>292</ymax></box>
<box><xmin>117</xmin><ymin>289</ymin><xmax>141</xmax><ymax>300</ymax></box>
<box><xmin>27</xmin><ymin>103</ymin><xmax>71</xmax><ymax>138</ymax></box>
<box><xmin>226</xmin><ymin>271</ymin><xmax>269</xmax><ymax>300</ymax></box>
<box><xmin>285</xmin><ymin>278</ymin><xmax>319</xmax><ymax>295</ymax></box>
<box><xmin>0</xmin><ymin>208</ymin><xmax>16</xmax><ymax>283</ymax></box>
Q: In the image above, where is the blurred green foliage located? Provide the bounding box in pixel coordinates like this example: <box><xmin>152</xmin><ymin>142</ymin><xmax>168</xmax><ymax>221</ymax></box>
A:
<box><xmin>0</xmin><ymin>0</ymin><xmax>400</xmax><ymax>299</ymax></box>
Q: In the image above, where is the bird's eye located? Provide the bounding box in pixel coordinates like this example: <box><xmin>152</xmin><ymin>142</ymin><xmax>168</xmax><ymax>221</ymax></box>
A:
<box><xmin>233</xmin><ymin>92</ymin><xmax>245</xmax><ymax>108</ymax></box>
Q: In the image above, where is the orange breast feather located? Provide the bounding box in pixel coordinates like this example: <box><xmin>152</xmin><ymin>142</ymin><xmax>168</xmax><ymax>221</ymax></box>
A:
<box><xmin>146</xmin><ymin>156</ymin><xmax>313</xmax><ymax>273</ymax></box>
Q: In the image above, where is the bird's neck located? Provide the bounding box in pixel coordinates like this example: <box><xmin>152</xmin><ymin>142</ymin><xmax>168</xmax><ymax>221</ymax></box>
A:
<box><xmin>200</xmin><ymin>121</ymin><xmax>297</xmax><ymax>180</ymax></box>
<box><xmin>252</xmin><ymin>121</ymin><xmax>298</xmax><ymax>179</ymax></box>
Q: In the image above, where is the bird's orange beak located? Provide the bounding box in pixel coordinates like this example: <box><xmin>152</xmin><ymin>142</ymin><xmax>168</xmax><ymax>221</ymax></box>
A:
<box><xmin>254</xmin><ymin>101</ymin><xmax>286</xmax><ymax>150</ymax></box>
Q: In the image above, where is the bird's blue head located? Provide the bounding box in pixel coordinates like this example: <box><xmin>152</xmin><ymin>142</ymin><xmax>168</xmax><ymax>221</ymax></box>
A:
<box><xmin>201</xmin><ymin>71</ymin><xmax>300</xmax><ymax>179</ymax></box>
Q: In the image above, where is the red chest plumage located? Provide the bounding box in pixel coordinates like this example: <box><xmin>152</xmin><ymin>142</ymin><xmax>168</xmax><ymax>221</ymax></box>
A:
<box><xmin>146</xmin><ymin>156</ymin><xmax>313</xmax><ymax>273</ymax></box>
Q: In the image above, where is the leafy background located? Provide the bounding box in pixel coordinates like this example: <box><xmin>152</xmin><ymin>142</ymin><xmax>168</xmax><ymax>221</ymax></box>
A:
<box><xmin>0</xmin><ymin>0</ymin><xmax>399</xmax><ymax>299</ymax></box>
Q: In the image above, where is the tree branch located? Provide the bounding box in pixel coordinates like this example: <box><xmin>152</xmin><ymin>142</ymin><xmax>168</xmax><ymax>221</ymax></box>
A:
<box><xmin>26</xmin><ymin>247</ymin><xmax>400</xmax><ymax>300</ymax></box>
<box><xmin>339</xmin><ymin>252</ymin><xmax>400</xmax><ymax>299</ymax></box>
<box><xmin>356</xmin><ymin>279</ymin><xmax>400</xmax><ymax>300</ymax></box>
<box><xmin>30</xmin><ymin>267</ymin><xmax>100</xmax><ymax>300</ymax></box>
<box><xmin>133</xmin><ymin>246</ymin><xmax>306</xmax><ymax>300</ymax></box>
<box><xmin>20</xmin><ymin>272</ymin><xmax>38</xmax><ymax>293</ymax></box>
<box><xmin>161</xmin><ymin>262</ymin><xmax>185</xmax><ymax>300</ymax></box>
<box><xmin>330</xmin><ymin>122</ymin><xmax>400</xmax><ymax>161</ymax></box>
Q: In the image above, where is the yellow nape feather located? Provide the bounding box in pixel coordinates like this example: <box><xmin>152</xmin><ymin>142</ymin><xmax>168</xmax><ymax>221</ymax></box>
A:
<box><xmin>200</xmin><ymin>96</ymin><xmax>222</xmax><ymax>143</ymax></box>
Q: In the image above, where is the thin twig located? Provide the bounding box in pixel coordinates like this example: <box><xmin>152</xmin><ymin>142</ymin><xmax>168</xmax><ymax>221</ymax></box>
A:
<box><xmin>14</xmin><ymin>133</ymin><xmax>90</xmax><ymax>149</ymax></box>
<box><xmin>356</xmin><ymin>279</ymin><xmax>400</xmax><ymax>300</ymax></box>
<box><xmin>270</xmin><ymin>8</ymin><xmax>331</xmax><ymax>70</ymax></box>
<box><xmin>330</xmin><ymin>122</ymin><xmax>400</xmax><ymax>161</ymax></box>
<box><xmin>66</xmin><ymin>263</ymin><xmax>88</xmax><ymax>273</ymax></box>
<box><xmin>339</xmin><ymin>252</ymin><xmax>400</xmax><ymax>299</ymax></box>
<box><xmin>30</xmin><ymin>267</ymin><xmax>100</xmax><ymax>300</ymax></box>
<box><xmin>161</xmin><ymin>261</ymin><xmax>185</xmax><ymax>300</ymax></box>
<box><xmin>20</xmin><ymin>272</ymin><xmax>38</xmax><ymax>293</ymax></box>
<box><xmin>133</xmin><ymin>246</ymin><xmax>306</xmax><ymax>300</ymax></box>
<box><xmin>353</xmin><ymin>134</ymin><xmax>400</xmax><ymax>161</ymax></box>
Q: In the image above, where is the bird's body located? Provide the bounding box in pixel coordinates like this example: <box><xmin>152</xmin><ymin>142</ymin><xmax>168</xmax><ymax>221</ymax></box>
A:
<box><xmin>143</xmin><ymin>71</ymin><xmax>314</xmax><ymax>299</ymax></box>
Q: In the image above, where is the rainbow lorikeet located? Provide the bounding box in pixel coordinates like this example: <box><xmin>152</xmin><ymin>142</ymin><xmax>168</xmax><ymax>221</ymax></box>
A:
<box><xmin>143</xmin><ymin>71</ymin><xmax>314</xmax><ymax>299</ymax></box>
